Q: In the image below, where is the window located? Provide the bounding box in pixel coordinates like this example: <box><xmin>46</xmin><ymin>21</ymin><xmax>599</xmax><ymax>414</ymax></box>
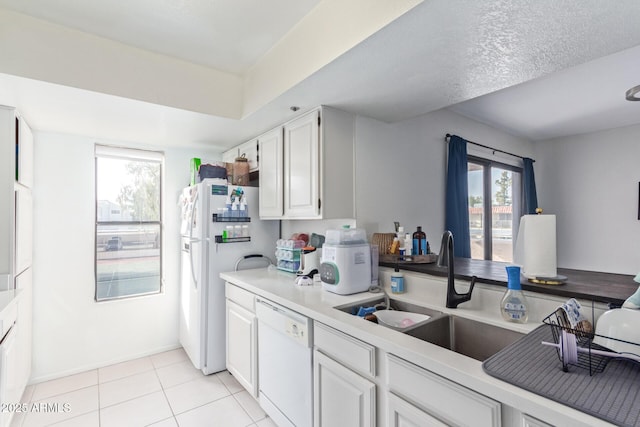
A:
<box><xmin>95</xmin><ymin>145</ymin><xmax>163</xmax><ymax>301</ymax></box>
<box><xmin>467</xmin><ymin>156</ymin><xmax>522</xmax><ymax>262</ymax></box>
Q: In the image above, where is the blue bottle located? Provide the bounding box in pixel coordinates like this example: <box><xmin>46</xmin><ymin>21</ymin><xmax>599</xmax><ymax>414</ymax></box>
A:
<box><xmin>412</xmin><ymin>226</ymin><xmax>427</xmax><ymax>255</ymax></box>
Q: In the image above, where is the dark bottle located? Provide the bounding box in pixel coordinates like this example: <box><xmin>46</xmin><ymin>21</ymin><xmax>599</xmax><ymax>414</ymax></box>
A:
<box><xmin>412</xmin><ymin>226</ymin><xmax>428</xmax><ymax>255</ymax></box>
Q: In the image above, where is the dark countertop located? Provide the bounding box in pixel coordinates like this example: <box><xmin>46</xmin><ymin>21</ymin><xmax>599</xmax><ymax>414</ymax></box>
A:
<box><xmin>484</xmin><ymin>325</ymin><xmax>640</xmax><ymax>427</ymax></box>
<box><xmin>379</xmin><ymin>257</ymin><xmax>637</xmax><ymax>306</ymax></box>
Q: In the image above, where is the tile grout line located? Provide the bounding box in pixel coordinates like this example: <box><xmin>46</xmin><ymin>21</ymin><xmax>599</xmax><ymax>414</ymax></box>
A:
<box><xmin>26</xmin><ymin>350</ymin><xmax>198</xmax><ymax>427</ymax></box>
<box><xmin>153</xmin><ymin>363</ymin><xmax>179</xmax><ymax>426</ymax></box>
<box><xmin>97</xmin><ymin>368</ymin><xmax>102</xmax><ymax>427</ymax></box>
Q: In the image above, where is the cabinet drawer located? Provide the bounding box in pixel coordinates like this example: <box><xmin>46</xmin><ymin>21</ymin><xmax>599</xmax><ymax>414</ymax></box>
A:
<box><xmin>388</xmin><ymin>392</ymin><xmax>447</xmax><ymax>427</ymax></box>
<box><xmin>522</xmin><ymin>414</ymin><xmax>553</xmax><ymax>427</ymax></box>
<box><xmin>314</xmin><ymin>322</ymin><xmax>375</xmax><ymax>377</ymax></box>
<box><xmin>387</xmin><ymin>354</ymin><xmax>501</xmax><ymax>427</ymax></box>
<box><xmin>225</xmin><ymin>283</ymin><xmax>255</xmax><ymax>312</ymax></box>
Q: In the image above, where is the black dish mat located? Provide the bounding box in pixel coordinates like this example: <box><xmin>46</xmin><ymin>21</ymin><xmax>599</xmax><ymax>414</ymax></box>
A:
<box><xmin>483</xmin><ymin>325</ymin><xmax>640</xmax><ymax>426</ymax></box>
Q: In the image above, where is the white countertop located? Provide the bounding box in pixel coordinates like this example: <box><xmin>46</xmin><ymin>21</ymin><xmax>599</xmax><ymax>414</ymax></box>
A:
<box><xmin>220</xmin><ymin>267</ymin><xmax>613</xmax><ymax>426</ymax></box>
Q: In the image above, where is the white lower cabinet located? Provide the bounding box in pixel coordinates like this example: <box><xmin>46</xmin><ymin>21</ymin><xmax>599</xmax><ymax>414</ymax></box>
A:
<box><xmin>388</xmin><ymin>392</ymin><xmax>447</xmax><ymax>427</ymax></box>
<box><xmin>15</xmin><ymin>268</ymin><xmax>32</xmax><ymax>395</ymax></box>
<box><xmin>314</xmin><ymin>350</ymin><xmax>376</xmax><ymax>427</ymax></box>
<box><xmin>0</xmin><ymin>301</ymin><xmax>19</xmax><ymax>427</ymax></box>
<box><xmin>313</xmin><ymin>323</ymin><xmax>376</xmax><ymax>427</ymax></box>
<box><xmin>387</xmin><ymin>354</ymin><xmax>501</xmax><ymax>427</ymax></box>
<box><xmin>225</xmin><ymin>284</ymin><xmax>257</xmax><ymax>397</ymax></box>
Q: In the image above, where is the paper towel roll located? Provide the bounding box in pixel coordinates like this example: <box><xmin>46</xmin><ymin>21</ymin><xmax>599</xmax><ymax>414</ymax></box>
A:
<box><xmin>513</xmin><ymin>215</ymin><xmax>557</xmax><ymax>279</ymax></box>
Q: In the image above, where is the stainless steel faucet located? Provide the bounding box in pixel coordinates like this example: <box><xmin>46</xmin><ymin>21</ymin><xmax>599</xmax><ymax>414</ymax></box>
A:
<box><xmin>437</xmin><ymin>230</ymin><xmax>476</xmax><ymax>308</ymax></box>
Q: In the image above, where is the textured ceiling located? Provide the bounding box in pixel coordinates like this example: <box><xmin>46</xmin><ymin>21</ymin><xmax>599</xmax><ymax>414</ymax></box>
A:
<box><xmin>0</xmin><ymin>0</ymin><xmax>320</xmax><ymax>74</ymax></box>
<box><xmin>449</xmin><ymin>44</ymin><xmax>640</xmax><ymax>141</ymax></box>
<box><xmin>1</xmin><ymin>0</ymin><xmax>640</xmax><ymax>147</ymax></box>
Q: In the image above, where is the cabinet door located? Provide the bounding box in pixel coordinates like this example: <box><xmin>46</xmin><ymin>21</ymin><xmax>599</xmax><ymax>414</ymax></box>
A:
<box><xmin>17</xmin><ymin>116</ymin><xmax>34</xmax><ymax>189</ymax></box>
<box><xmin>222</xmin><ymin>147</ymin><xmax>238</xmax><ymax>165</ymax></box>
<box><xmin>314</xmin><ymin>349</ymin><xmax>375</xmax><ymax>427</ymax></box>
<box><xmin>284</xmin><ymin>109</ymin><xmax>320</xmax><ymax>218</ymax></box>
<box><xmin>0</xmin><ymin>324</ymin><xmax>20</xmax><ymax>427</ymax></box>
<box><xmin>388</xmin><ymin>393</ymin><xmax>447</xmax><ymax>427</ymax></box>
<box><xmin>388</xmin><ymin>354</ymin><xmax>501</xmax><ymax>427</ymax></box>
<box><xmin>14</xmin><ymin>188</ymin><xmax>32</xmax><ymax>275</ymax></box>
<box><xmin>258</xmin><ymin>127</ymin><xmax>284</xmax><ymax>218</ymax></box>
<box><xmin>226</xmin><ymin>299</ymin><xmax>257</xmax><ymax>397</ymax></box>
<box><xmin>238</xmin><ymin>139</ymin><xmax>259</xmax><ymax>171</ymax></box>
<box><xmin>522</xmin><ymin>414</ymin><xmax>553</xmax><ymax>427</ymax></box>
<box><xmin>15</xmin><ymin>268</ymin><xmax>32</xmax><ymax>396</ymax></box>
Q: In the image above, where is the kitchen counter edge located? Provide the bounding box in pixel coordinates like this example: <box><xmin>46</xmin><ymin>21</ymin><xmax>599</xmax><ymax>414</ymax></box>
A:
<box><xmin>220</xmin><ymin>267</ymin><xmax>612</xmax><ymax>427</ymax></box>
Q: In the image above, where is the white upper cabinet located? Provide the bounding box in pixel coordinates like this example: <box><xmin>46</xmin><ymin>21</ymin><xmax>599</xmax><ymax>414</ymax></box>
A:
<box><xmin>222</xmin><ymin>147</ymin><xmax>238</xmax><ymax>165</ymax></box>
<box><xmin>259</xmin><ymin>106</ymin><xmax>355</xmax><ymax>220</ymax></box>
<box><xmin>14</xmin><ymin>189</ymin><xmax>32</xmax><ymax>275</ymax></box>
<box><xmin>17</xmin><ymin>116</ymin><xmax>34</xmax><ymax>189</ymax></box>
<box><xmin>0</xmin><ymin>107</ymin><xmax>34</xmax><ymax>276</ymax></box>
<box><xmin>223</xmin><ymin>139</ymin><xmax>259</xmax><ymax>172</ymax></box>
<box><xmin>284</xmin><ymin>109</ymin><xmax>320</xmax><ymax>218</ymax></box>
<box><xmin>258</xmin><ymin>127</ymin><xmax>284</xmax><ymax>218</ymax></box>
<box><xmin>238</xmin><ymin>138</ymin><xmax>259</xmax><ymax>172</ymax></box>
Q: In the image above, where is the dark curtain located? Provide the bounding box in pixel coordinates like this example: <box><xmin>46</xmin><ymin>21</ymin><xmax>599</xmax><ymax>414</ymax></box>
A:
<box><xmin>445</xmin><ymin>135</ymin><xmax>471</xmax><ymax>258</ymax></box>
<box><xmin>522</xmin><ymin>158</ymin><xmax>538</xmax><ymax>214</ymax></box>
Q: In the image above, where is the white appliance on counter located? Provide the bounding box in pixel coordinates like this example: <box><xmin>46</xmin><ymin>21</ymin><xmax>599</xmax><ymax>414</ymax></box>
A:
<box><xmin>319</xmin><ymin>228</ymin><xmax>372</xmax><ymax>295</ymax></box>
<box><xmin>256</xmin><ymin>297</ymin><xmax>313</xmax><ymax>427</ymax></box>
<box><xmin>179</xmin><ymin>179</ymin><xmax>278</xmax><ymax>374</ymax></box>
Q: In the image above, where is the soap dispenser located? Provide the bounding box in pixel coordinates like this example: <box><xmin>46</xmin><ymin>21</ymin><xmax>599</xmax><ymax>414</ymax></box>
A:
<box><xmin>500</xmin><ymin>266</ymin><xmax>528</xmax><ymax>323</ymax></box>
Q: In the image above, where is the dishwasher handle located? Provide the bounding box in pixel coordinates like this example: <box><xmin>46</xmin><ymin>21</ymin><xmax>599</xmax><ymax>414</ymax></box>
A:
<box><xmin>256</xmin><ymin>298</ymin><xmax>280</xmax><ymax>313</ymax></box>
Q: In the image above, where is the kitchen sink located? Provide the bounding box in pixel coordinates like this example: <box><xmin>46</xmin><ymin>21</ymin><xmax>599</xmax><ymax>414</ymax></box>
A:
<box><xmin>335</xmin><ymin>297</ymin><xmax>524</xmax><ymax>361</ymax></box>
<box><xmin>405</xmin><ymin>315</ymin><xmax>524</xmax><ymax>361</ymax></box>
<box><xmin>335</xmin><ymin>296</ymin><xmax>443</xmax><ymax>318</ymax></box>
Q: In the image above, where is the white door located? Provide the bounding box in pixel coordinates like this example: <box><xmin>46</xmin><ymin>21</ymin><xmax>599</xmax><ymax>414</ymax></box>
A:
<box><xmin>226</xmin><ymin>299</ymin><xmax>257</xmax><ymax>396</ymax></box>
<box><xmin>179</xmin><ymin>236</ymin><xmax>203</xmax><ymax>370</ymax></box>
<box><xmin>0</xmin><ymin>325</ymin><xmax>19</xmax><ymax>427</ymax></box>
<box><xmin>14</xmin><ymin>188</ymin><xmax>32</xmax><ymax>275</ymax></box>
<box><xmin>313</xmin><ymin>349</ymin><xmax>376</xmax><ymax>427</ymax></box>
<box><xmin>388</xmin><ymin>393</ymin><xmax>447</xmax><ymax>427</ymax></box>
<box><xmin>238</xmin><ymin>139</ymin><xmax>259</xmax><ymax>171</ymax></box>
<box><xmin>222</xmin><ymin>147</ymin><xmax>238</xmax><ymax>165</ymax></box>
<box><xmin>258</xmin><ymin>127</ymin><xmax>284</xmax><ymax>218</ymax></box>
<box><xmin>284</xmin><ymin>109</ymin><xmax>320</xmax><ymax>218</ymax></box>
<box><xmin>17</xmin><ymin>116</ymin><xmax>34</xmax><ymax>189</ymax></box>
<box><xmin>15</xmin><ymin>268</ymin><xmax>32</xmax><ymax>396</ymax></box>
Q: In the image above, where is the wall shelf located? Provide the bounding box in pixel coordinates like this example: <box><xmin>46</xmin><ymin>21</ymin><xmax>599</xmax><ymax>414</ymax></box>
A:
<box><xmin>212</xmin><ymin>214</ymin><xmax>251</xmax><ymax>223</ymax></box>
<box><xmin>215</xmin><ymin>235</ymin><xmax>251</xmax><ymax>244</ymax></box>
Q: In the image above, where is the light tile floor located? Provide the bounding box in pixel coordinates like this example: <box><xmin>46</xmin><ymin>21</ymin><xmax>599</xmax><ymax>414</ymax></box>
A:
<box><xmin>10</xmin><ymin>348</ymin><xmax>278</xmax><ymax>427</ymax></box>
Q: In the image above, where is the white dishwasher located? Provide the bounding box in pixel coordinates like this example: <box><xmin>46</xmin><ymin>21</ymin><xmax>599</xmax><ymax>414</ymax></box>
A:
<box><xmin>256</xmin><ymin>297</ymin><xmax>312</xmax><ymax>427</ymax></box>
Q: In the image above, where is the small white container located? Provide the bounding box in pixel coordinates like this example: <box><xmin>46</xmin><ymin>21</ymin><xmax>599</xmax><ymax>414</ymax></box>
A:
<box><xmin>325</xmin><ymin>228</ymin><xmax>367</xmax><ymax>245</ymax></box>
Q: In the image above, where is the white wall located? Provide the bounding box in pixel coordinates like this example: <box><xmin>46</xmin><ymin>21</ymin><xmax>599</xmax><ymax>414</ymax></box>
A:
<box><xmin>354</xmin><ymin>108</ymin><xmax>534</xmax><ymax>250</ymax></box>
<box><xmin>32</xmin><ymin>132</ymin><xmax>220</xmax><ymax>382</ymax></box>
<box><xmin>535</xmin><ymin>124</ymin><xmax>640</xmax><ymax>274</ymax></box>
<box><xmin>0</xmin><ymin>10</ymin><xmax>243</xmax><ymax>119</ymax></box>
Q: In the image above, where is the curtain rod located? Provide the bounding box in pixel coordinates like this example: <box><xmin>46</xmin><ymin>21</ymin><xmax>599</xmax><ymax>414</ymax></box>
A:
<box><xmin>445</xmin><ymin>133</ymin><xmax>534</xmax><ymax>162</ymax></box>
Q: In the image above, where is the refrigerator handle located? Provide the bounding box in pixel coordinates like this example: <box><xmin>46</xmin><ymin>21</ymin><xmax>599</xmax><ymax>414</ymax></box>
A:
<box><xmin>188</xmin><ymin>189</ymin><xmax>199</xmax><ymax>289</ymax></box>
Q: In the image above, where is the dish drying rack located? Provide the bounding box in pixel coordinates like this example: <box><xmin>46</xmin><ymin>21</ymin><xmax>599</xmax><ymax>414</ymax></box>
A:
<box><xmin>542</xmin><ymin>305</ymin><xmax>640</xmax><ymax>376</ymax></box>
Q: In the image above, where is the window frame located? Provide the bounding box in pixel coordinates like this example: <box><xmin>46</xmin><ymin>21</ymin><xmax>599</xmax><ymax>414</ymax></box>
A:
<box><xmin>94</xmin><ymin>144</ymin><xmax>164</xmax><ymax>302</ymax></box>
<box><xmin>467</xmin><ymin>155</ymin><xmax>523</xmax><ymax>261</ymax></box>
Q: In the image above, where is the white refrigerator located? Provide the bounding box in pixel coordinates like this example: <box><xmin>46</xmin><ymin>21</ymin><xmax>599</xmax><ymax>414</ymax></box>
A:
<box><xmin>179</xmin><ymin>179</ymin><xmax>278</xmax><ymax>374</ymax></box>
